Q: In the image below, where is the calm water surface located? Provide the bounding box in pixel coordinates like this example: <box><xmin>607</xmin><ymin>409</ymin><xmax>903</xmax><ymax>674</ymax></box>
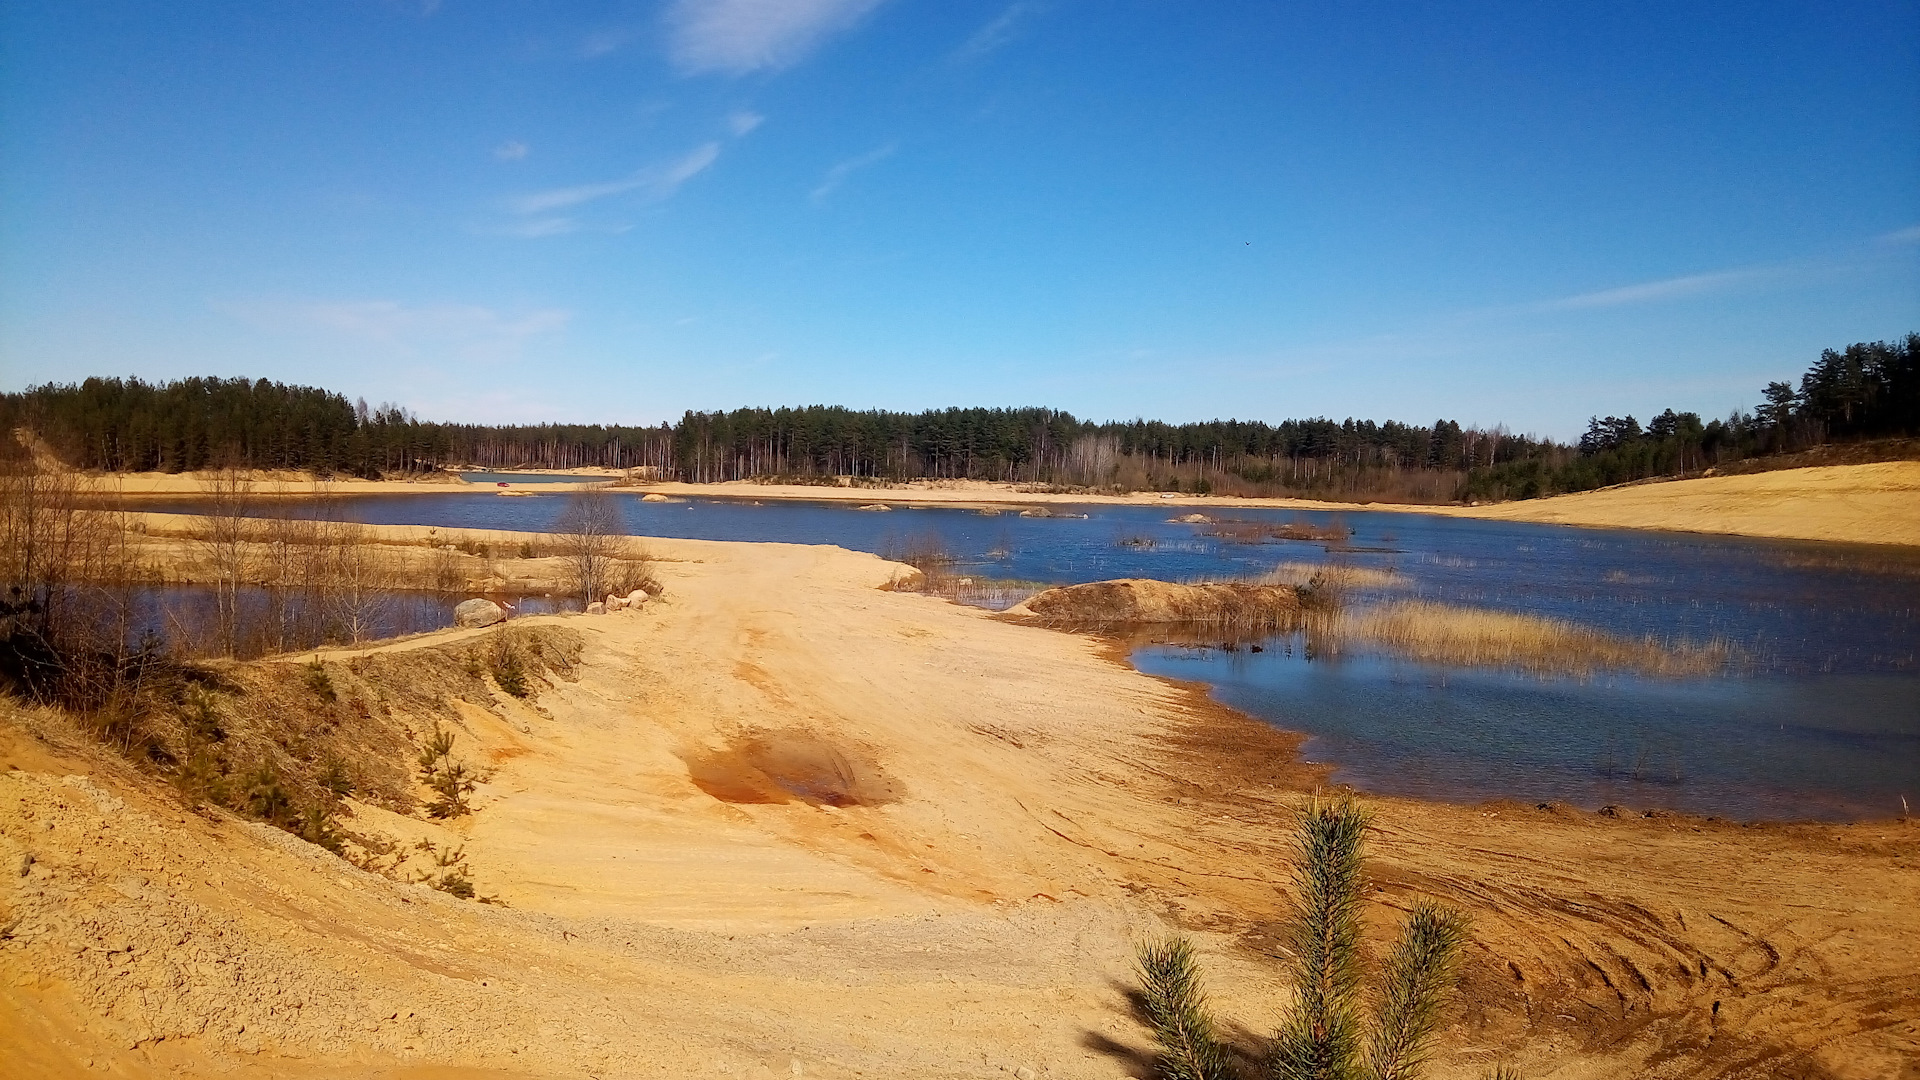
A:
<box><xmin>127</xmin><ymin>491</ymin><xmax>1920</xmax><ymax>820</ymax></box>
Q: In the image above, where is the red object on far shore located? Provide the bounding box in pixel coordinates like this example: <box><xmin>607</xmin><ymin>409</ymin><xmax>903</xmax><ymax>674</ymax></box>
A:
<box><xmin>497</xmin><ymin>482</ymin><xmax>509</xmax><ymax>487</ymax></box>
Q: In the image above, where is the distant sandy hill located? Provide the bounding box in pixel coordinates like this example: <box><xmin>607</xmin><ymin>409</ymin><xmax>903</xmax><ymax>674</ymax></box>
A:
<box><xmin>1437</xmin><ymin>460</ymin><xmax>1920</xmax><ymax>546</ymax></box>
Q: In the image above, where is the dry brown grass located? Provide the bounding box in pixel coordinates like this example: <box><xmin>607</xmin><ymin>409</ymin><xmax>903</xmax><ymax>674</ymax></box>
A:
<box><xmin>1324</xmin><ymin>600</ymin><xmax>1727</xmax><ymax>677</ymax></box>
<box><xmin>1260</xmin><ymin>562</ymin><xmax>1402</xmax><ymax>591</ymax></box>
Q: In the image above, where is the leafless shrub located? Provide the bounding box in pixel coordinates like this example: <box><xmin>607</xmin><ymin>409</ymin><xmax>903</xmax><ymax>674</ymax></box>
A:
<box><xmin>554</xmin><ymin>492</ymin><xmax>626</xmax><ymax>607</ymax></box>
<box><xmin>195</xmin><ymin>466</ymin><xmax>255</xmax><ymax>655</ymax></box>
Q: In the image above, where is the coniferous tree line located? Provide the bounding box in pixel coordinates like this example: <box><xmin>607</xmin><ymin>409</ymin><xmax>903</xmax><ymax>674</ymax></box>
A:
<box><xmin>1463</xmin><ymin>333</ymin><xmax>1918</xmax><ymax>500</ymax></box>
<box><xmin>4</xmin><ymin>334</ymin><xmax>1911</xmax><ymax>500</ymax></box>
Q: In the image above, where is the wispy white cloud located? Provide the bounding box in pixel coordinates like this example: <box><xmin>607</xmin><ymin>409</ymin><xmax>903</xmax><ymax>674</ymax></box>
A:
<box><xmin>665</xmin><ymin>0</ymin><xmax>887</xmax><ymax>76</ymax></box>
<box><xmin>510</xmin><ymin>142</ymin><xmax>721</xmax><ymax>215</ymax></box>
<box><xmin>810</xmin><ymin>142</ymin><xmax>895</xmax><ymax>203</ymax></box>
<box><xmin>1536</xmin><ymin>267</ymin><xmax>1779</xmax><ymax>311</ymax></box>
<box><xmin>218</xmin><ymin>300</ymin><xmax>572</xmax><ymax>362</ymax></box>
<box><xmin>1877</xmin><ymin>224</ymin><xmax>1920</xmax><ymax>245</ymax></box>
<box><xmin>955</xmin><ymin>2</ymin><xmax>1040</xmax><ymax>61</ymax></box>
<box><xmin>495</xmin><ymin>217</ymin><xmax>578</xmax><ymax>238</ymax></box>
<box><xmin>579</xmin><ymin>28</ymin><xmax>634</xmax><ymax>58</ymax></box>
<box><xmin>493</xmin><ymin>140</ymin><xmax>530</xmax><ymax>161</ymax></box>
<box><xmin>728</xmin><ymin>110</ymin><xmax>765</xmax><ymax>136</ymax></box>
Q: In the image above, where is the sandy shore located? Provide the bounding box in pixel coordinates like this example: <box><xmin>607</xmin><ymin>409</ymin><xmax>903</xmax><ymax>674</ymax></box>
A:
<box><xmin>100</xmin><ymin>461</ymin><xmax>1920</xmax><ymax>548</ymax></box>
<box><xmin>3</xmin><ymin>532</ymin><xmax>1915</xmax><ymax>1078</ymax></box>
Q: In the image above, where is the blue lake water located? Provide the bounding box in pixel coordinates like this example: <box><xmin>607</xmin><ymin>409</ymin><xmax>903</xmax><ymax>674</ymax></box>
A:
<box><xmin>124</xmin><ymin>491</ymin><xmax>1920</xmax><ymax>821</ymax></box>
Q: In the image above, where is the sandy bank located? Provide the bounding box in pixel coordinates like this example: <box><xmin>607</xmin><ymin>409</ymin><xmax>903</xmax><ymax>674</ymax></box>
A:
<box><xmin>93</xmin><ymin>461</ymin><xmax>1920</xmax><ymax>547</ymax></box>
<box><xmin>1426</xmin><ymin>460</ymin><xmax>1920</xmax><ymax>547</ymax></box>
<box><xmin>3</xmin><ymin>533</ymin><xmax>1915</xmax><ymax>1078</ymax></box>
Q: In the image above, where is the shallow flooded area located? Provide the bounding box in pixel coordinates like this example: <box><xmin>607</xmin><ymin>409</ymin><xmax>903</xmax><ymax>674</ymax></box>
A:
<box><xmin>122</xmin><ymin>491</ymin><xmax>1920</xmax><ymax>820</ymax></box>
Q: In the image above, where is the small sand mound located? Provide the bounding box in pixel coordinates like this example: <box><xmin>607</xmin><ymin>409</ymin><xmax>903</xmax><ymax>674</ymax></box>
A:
<box><xmin>1002</xmin><ymin>578</ymin><xmax>1300</xmax><ymax>629</ymax></box>
<box><xmin>685</xmin><ymin>730</ymin><xmax>901</xmax><ymax>807</ymax></box>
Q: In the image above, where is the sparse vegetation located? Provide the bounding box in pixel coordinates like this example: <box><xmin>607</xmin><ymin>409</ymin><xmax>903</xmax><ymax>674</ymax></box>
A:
<box><xmin>1328</xmin><ymin>600</ymin><xmax>1727</xmax><ymax>678</ymax></box>
<box><xmin>416</xmin><ymin>722</ymin><xmax>477</xmax><ymax>818</ymax></box>
<box><xmin>1135</xmin><ymin>798</ymin><xmax>1469</xmax><ymax>1080</ymax></box>
<box><xmin>488</xmin><ymin>633</ymin><xmax>531</xmax><ymax>697</ymax></box>
<box><xmin>304</xmin><ymin>656</ymin><xmax>336</xmax><ymax>700</ymax></box>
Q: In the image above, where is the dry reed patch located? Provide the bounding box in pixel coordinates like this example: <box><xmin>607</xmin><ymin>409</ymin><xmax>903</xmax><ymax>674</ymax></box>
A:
<box><xmin>1261</xmin><ymin>562</ymin><xmax>1402</xmax><ymax>591</ymax></box>
<box><xmin>1330</xmin><ymin>600</ymin><xmax>1726</xmax><ymax>677</ymax></box>
<box><xmin>1003</xmin><ymin>579</ymin><xmax>1302</xmax><ymax>634</ymax></box>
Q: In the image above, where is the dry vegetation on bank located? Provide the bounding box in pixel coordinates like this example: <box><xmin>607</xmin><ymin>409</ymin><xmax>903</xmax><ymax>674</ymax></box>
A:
<box><xmin>1003</xmin><ymin>574</ymin><xmax>1724</xmax><ymax>678</ymax></box>
<box><xmin>1318</xmin><ymin>601</ymin><xmax>1730</xmax><ymax>678</ymax></box>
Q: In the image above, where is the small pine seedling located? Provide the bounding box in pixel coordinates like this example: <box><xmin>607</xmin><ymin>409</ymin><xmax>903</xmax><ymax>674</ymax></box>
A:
<box><xmin>1135</xmin><ymin>934</ymin><xmax>1231</xmax><ymax>1080</ymax></box>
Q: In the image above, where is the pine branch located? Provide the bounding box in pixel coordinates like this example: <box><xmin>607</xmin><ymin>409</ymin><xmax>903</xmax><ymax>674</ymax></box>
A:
<box><xmin>1269</xmin><ymin>795</ymin><xmax>1371</xmax><ymax>1080</ymax></box>
<box><xmin>1365</xmin><ymin>901</ymin><xmax>1468</xmax><ymax>1080</ymax></box>
<box><xmin>1135</xmin><ymin>935</ymin><xmax>1231</xmax><ymax>1080</ymax></box>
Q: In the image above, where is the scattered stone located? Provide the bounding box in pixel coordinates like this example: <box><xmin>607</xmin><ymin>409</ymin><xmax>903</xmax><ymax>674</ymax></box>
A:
<box><xmin>641</xmin><ymin>493</ymin><xmax>671</xmax><ymax>502</ymax></box>
<box><xmin>586</xmin><ymin>602</ymin><xmax>606</xmax><ymax>615</ymax></box>
<box><xmin>626</xmin><ymin>589</ymin><xmax>650</xmax><ymax>605</ymax></box>
<box><xmin>453</xmin><ymin>598</ymin><xmax>506</xmax><ymax>628</ymax></box>
<box><xmin>856</xmin><ymin>503</ymin><xmax>892</xmax><ymax>512</ymax></box>
<box><xmin>1018</xmin><ymin>507</ymin><xmax>1052</xmax><ymax>518</ymax></box>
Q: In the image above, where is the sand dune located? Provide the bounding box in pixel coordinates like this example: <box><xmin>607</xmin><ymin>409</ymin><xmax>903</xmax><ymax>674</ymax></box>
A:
<box><xmin>1434</xmin><ymin>461</ymin><xmax>1920</xmax><ymax>547</ymax></box>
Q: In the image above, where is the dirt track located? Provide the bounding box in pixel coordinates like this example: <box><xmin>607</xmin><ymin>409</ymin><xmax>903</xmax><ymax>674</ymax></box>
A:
<box><xmin>2</xmin><ymin>536</ymin><xmax>1916</xmax><ymax>1078</ymax></box>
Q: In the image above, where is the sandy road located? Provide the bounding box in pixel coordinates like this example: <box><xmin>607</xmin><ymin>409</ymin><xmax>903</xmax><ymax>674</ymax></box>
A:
<box><xmin>2</xmin><ymin>535</ymin><xmax>1916</xmax><ymax>1078</ymax></box>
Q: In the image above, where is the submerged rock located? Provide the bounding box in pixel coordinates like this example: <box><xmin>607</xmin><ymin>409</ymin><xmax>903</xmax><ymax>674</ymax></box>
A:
<box><xmin>453</xmin><ymin>598</ymin><xmax>506</xmax><ymax>628</ymax></box>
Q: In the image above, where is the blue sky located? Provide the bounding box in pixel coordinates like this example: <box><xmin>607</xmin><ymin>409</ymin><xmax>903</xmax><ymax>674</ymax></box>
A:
<box><xmin>2</xmin><ymin>1</ymin><xmax>1915</xmax><ymax>438</ymax></box>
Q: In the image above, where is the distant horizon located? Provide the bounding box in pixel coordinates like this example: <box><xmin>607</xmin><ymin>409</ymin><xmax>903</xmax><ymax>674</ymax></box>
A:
<box><xmin>4</xmin><ymin>3</ymin><xmax>1916</xmax><ymax>441</ymax></box>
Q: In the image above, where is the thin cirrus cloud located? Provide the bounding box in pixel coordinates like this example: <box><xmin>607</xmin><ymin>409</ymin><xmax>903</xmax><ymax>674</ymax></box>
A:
<box><xmin>492</xmin><ymin>140</ymin><xmax>529</xmax><ymax>161</ymax></box>
<box><xmin>1535</xmin><ymin>266</ymin><xmax>1781</xmax><ymax>311</ymax></box>
<box><xmin>954</xmin><ymin>2</ymin><xmax>1041</xmax><ymax>61</ymax></box>
<box><xmin>665</xmin><ymin>0</ymin><xmax>887</xmax><ymax>76</ymax></box>
<box><xmin>810</xmin><ymin>143</ymin><xmax>895</xmax><ymax>203</ymax></box>
<box><xmin>510</xmin><ymin>142</ymin><xmax>722</xmax><ymax>216</ymax></box>
<box><xmin>219</xmin><ymin>300</ymin><xmax>572</xmax><ymax>361</ymax></box>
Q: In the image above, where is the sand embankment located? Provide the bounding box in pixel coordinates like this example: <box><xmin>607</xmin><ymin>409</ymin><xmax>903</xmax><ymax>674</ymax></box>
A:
<box><xmin>1428</xmin><ymin>461</ymin><xmax>1920</xmax><ymax>547</ymax></box>
<box><xmin>3</xmin><ymin>532</ymin><xmax>1915</xmax><ymax>1078</ymax></box>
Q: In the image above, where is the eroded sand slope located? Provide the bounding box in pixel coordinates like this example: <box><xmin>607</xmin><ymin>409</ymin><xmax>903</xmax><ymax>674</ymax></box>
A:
<box><xmin>3</xmin><ymin>536</ymin><xmax>1916</xmax><ymax>1078</ymax></box>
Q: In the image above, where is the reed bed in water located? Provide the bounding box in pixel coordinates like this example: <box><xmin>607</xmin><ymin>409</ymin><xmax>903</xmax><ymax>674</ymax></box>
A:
<box><xmin>1260</xmin><ymin>562</ymin><xmax>1403</xmax><ymax>591</ymax></box>
<box><xmin>1322</xmin><ymin>600</ymin><xmax>1728</xmax><ymax>678</ymax></box>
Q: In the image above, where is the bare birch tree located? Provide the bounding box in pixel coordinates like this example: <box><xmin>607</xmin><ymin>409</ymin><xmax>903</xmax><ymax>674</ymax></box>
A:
<box><xmin>554</xmin><ymin>491</ymin><xmax>624</xmax><ymax>608</ymax></box>
<box><xmin>322</xmin><ymin>521</ymin><xmax>392</xmax><ymax>644</ymax></box>
<box><xmin>197</xmin><ymin>467</ymin><xmax>254</xmax><ymax>656</ymax></box>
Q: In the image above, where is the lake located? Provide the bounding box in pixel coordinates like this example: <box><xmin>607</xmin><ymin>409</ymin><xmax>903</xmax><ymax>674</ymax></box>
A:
<box><xmin>124</xmin><ymin>490</ymin><xmax>1920</xmax><ymax>821</ymax></box>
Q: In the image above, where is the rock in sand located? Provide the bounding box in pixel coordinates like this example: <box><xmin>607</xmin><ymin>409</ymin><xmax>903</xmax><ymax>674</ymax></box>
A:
<box><xmin>453</xmin><ymin>598</ymin><xmax>506</xmax><ymax>628</ymax></box>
